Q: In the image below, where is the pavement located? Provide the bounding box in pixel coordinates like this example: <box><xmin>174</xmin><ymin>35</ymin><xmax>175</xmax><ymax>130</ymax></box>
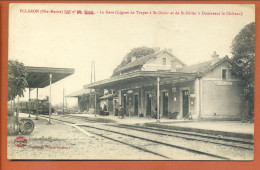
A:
<box><xmin>18</xmin><ymin>112</ymin><xmax>254</xmax><ymax>140</ymax></box>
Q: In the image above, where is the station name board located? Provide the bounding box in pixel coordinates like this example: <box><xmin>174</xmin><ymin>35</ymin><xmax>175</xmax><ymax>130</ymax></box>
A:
<box><xmin>215</xmin><ymin>81</ymin><xmax>233</xmax><ymax>86</ymax></box>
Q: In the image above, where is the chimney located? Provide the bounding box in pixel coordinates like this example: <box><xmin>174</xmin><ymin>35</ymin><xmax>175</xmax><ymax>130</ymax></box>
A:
<box><xmin>154</xmin><ymin>47</ymin><xmax>160</xmax><ymax>53</ymax></box>
<box><xmin>166</xmin><ymin>48</ymin><xmax>173</xmax><ymax>54</ymax></box>
<box><xmin>211</xmin><ymin>51</ymin><xmax>219</xmax><ymax>65</ymax></box>
<box><xmin>171</xmin><ymin>58</ymin><xmax>177</xmax><ymax>72</ymax></box>
<box><xmin>131</xmin><ymin>56</ymin><xmax>136</xmax><ymax>62</ymax></box>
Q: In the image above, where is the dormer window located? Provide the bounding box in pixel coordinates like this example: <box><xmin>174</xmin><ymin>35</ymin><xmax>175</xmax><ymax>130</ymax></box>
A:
<box><xmin>222</xmin><ymin>69</ymin><xmax>227</xmax><ymax>80</ymax></box>
<box><xmin>162</xmin><ymin>58</ymin><xmax>166</xmax><ymax>65</ymax></box>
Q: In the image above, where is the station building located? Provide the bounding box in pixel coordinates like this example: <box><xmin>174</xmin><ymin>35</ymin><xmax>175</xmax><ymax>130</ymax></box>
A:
<box><xmin>84</xmin><ymin>49</ymin><xmax>242</xmax><ymax>120</ymax></box>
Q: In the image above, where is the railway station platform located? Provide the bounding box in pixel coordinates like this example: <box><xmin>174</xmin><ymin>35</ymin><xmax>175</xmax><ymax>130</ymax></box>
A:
<box><xmin>18</xmin><ymin>113</ymin><xmax>254</xmax><ymax>139</ymax></box>
<box><xmin>72</xmin><ymin>113</ymin><xmax>254</xmax><ymax>139</ymax></box>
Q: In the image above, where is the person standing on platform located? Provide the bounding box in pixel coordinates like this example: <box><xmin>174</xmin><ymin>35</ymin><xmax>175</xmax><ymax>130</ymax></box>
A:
<box><xmin>103</xmin><ymin>104</ymin><xmax>107</xmax><ymax>112</ymax></box>
<box><xmin>119</xmin><ymin>104</ymin><xmax>124</xmax><ymax>119</ymax></box>
<box><xmin>118</xmin><ymin>105</ymin><xmax>122</xmax><ymax>119</ymax></box>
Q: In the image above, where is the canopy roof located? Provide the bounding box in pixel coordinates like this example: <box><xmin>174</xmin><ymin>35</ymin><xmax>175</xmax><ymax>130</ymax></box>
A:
<box><xmin>25</xmin><ymin>66</ymin><xmax>75</xmax><ymax>88</ymax></box>
<box><xmin>84</xmin><ymin>70</ymin><xmax>197</xmax><ymax>90</ymax></box>
<box><xmin>99</xmin><ymin>94</ymin><xmax>117</xmax><ymax>100</ymax></box>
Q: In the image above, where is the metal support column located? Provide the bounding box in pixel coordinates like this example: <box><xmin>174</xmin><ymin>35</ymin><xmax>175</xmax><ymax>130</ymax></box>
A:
<box><xmin>157</xmin><ymin>77</ymin><xmax>160</xmax><ymax>123</ymax></box>
<box><xmin>118</xmin><ymin>90</ymin><xmax>122</xmax><ymax>118</ymax></box>
<box><xmin>199</xmin><ymin>78</ymin><xmax>202</xmax><ymax>119</ymax></box>
<box><xmin>94</xmin><ymin>90</ymin><xmax>97</xmax><ymax>117</ymax></box>
<box><xmin>36</xmin><ymin>87</ymin><xmax>39</xmax><ymax>120</ymax></box>
<box><xmin>16</xmin><ymin>97</ymin><xmax>20</xmax><ymax>123</ymax></box>
<box><xmin>10</xmin><ymin>96</ymin><xmax>13</xmax><ymax>114</ymax></box>
<box><xmin>28</xmin><ymin>88</ymin><xmax>31</xmax><ymax>117</ymax></box>
<box><xmin>89</xmin><ymin>90</ymin><xmax>92</xmax><ymax>109</ymax></box>
<box><xmin>48</xmin><ymin>73</ymin><xmax>52</xmax><ymax>124</ymax></box>
<box><xmin>140</xmin><ymin>88</ymin><xmax>144</xmax><ymax>116</ymax></box>
<box><xmin>63</xmin><ymin>88</ymin><xmax>65</xmax><ymax>114</ymax></box>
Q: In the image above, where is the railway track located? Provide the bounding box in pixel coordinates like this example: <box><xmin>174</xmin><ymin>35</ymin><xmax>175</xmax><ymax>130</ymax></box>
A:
<box><xmin>45</xmin><ymin>115</ymin><xmax>254</xmax><ymax>149</ymax></box>
<box><xmin>105</xmin><ymin>124</ymin><xmax>254</xmax><ymax>150</ymax></box>
<box><xmin>40</xmin><ymin>115</ymin><xmax>253</xmax><ymax>160</ymax></box>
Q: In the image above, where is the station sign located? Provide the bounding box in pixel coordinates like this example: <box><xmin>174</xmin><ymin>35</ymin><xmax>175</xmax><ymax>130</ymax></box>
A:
<box><xmin>215</xmin><ymin>81</ymin><xmax>233</xmax><ymax>86</ymax></box>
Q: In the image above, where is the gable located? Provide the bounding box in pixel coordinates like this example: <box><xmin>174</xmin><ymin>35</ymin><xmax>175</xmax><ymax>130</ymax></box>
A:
<box><xmin>142</xmin><ymin>51</ymin><xmax>184</xmax><ymax>71</ymax></box>
<box><xmin>203</xmin><ymin>60</ymin><xmax>234</xmax><ymax>79</ymax></box>
<box><xmin>112</xmin><ymin>49</ymin><xmax>186</xmax><ymax>76</ymax></box>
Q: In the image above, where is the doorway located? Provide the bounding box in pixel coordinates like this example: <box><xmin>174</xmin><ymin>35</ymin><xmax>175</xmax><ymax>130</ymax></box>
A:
<box><xmin>134</xmin><ymin>95</ymin><xmax>138</xmax><ymax>116</ymax></box>
<box><xmin>182</xmin><ymin>90</ymin><xmax>189</xmax><ymax>118</ymax></box>
<box><xmin>146</xmin><ymin>94</ymin><xmax>152</xmax><ymax>116</ymax></box>
<box><xmin>162</xmin><ymin>92</ymin><xmax>168</xmax><ymax>117</ymax></box>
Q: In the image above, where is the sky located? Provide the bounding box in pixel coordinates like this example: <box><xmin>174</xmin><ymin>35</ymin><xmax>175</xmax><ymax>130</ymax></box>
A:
<box><xmin>9</xmin><ymin>3</ymin><xmax>255</xmax><ymax>106</ymax></box>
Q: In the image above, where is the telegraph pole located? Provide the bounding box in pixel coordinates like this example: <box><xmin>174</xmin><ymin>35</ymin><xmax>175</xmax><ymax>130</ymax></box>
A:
<box><xmin>94</xmin><ymin>60</ymin><xmax>97</xmax><ymax>117</ymax></box>
<box><xmin>89</xmin><ymin>61</ymin><xmax>93</xmax><ymax>109</ymax></box>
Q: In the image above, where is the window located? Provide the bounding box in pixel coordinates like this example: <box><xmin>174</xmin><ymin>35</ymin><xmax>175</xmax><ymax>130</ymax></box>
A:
<box><xmin>222</xmin><ymin>69</ymin><xmax>227</xmax><ymax>79</ymax></box>
<box><xmin>162</xmin><ymin>58</ymin><xmax>166</xmax><ymax>65</ymax></box>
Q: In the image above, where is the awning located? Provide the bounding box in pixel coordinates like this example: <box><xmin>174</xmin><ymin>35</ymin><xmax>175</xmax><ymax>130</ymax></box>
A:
<box><xmin>84</xmin><ymin>70</ymin><xmax>197</xmax><ymax>90</ymax></box>
<box><xmin>99</xmin><ymin>94</ymin><xmax>117</xmax><ymax>100</ymax></box>
<box><xmin>25</xmin><ymin>66</ymin><xmax>75</xmax><ymax>88</ymax></box>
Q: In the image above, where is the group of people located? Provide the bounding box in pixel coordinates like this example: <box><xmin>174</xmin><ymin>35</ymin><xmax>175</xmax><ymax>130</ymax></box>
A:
<box><xmin>99</xmin><ymin>104</ymin><xmax>108</xmax><ymax>116</ymax></box>
<box><xmin>100</xmin><ymin>102</ymin><xmax>125</xmax><ymax>118</ymax></box>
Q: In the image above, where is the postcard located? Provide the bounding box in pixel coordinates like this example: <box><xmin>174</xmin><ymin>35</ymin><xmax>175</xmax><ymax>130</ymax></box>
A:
<box><xmin>7</xmin><ymin>3</ymin><xmax>255</xmax><ymax>160</ymax></box>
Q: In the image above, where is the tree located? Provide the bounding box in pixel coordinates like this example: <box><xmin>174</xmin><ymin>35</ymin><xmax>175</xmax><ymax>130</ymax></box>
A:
<box><xmin>8</xmin><ymin>60</ymin><xmax>28</xmax><ymax>101</ymax></box>
<box><xmin>230</xmin><ymin>22</ymin><xmax>255</xmax><ymax>117</ymax></box>
<box><xmin>113</xmin><ymin>46</ymin><xmax>155</xmax><ymax>73</ymax></box>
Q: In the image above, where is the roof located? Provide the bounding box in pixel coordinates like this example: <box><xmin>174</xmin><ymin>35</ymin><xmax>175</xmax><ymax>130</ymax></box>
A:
<box><xmin>84</xmin><ymin>54</ymin><xmax>231</xmax><ymax>90</ymax></box>
<box><xmin>84</xmin><ymin>70</ymin><xmax>196</xmax><ymax>89</ymax></box>
<box><xmin>67</xmin><ymin>89</ymin><xmax>90</xmax><ymax>97</ymax></box>
<box><xmin>177</xmin><ymin>60</ymin><xmax>213</xmax><ymax>73</ymax></box>
<box><xmin>25</xmin><ymin>66</ymin><xmax>75</xmax><ymax>88</ymax></box>
<box><xmin>113</xmin><ymin>50</ymin><xmax>186</xmax><ymax>76</ymax></box>
<box><xmin>177</xmin><ymin>56</ymin><xmax>231</xmax><ymax>76</ymax></box>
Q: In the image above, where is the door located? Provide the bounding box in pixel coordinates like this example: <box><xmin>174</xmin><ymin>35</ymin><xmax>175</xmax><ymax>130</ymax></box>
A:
<box><xmin>163</xmin><ymin>92</ymin><xmax>168</xmax><ymax>117</ymax></box>
<box><xmin>183</xmin><ymin>90</ymin><xmax>189</xmax><ymax>118</ymax></box>
<box><xmin>134</xmin><ymin>95</ymin><xmax>138</xmax><ymax>116</ymax></box>
<box><xmin>146</xmin><ymin>94</ymin><xmax>152</xmax><ymax>116</ymax></box>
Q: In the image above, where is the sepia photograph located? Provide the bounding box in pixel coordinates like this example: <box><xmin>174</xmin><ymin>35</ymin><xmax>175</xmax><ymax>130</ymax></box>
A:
<box><xmin>7</xmin><ymin>3</ymin><xmax>255</xmax><ymax>160</ymax></box>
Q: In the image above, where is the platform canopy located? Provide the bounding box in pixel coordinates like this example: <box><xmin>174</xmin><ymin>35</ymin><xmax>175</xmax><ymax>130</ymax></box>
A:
<box><xmin>25</xmin><ymin>66</ymin><xmax>75</xmax><ymax>88</ymax></box>
<box><xmin>84</xmin><ymin>70</ymin><xmax>197</xmax><ymax>90</ymax></box>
